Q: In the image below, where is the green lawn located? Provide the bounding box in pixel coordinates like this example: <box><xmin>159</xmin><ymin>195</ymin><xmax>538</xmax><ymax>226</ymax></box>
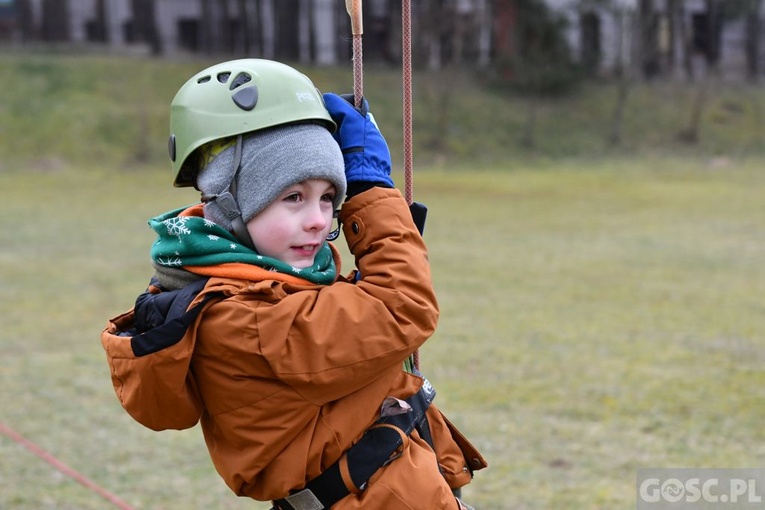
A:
<box><xmin>1</xmin><ymin>157</ymin><xmax>764</xmax><ymax>509</ymax></box>
<box><xmin>1</xmin><ymin>52</ymin><xmax>763</xmax><ymax>509</ymax></box>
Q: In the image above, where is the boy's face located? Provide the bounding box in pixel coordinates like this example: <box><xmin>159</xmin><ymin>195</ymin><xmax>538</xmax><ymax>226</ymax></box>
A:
<box><xmin>246</xmin><ymin>179</ymin><xmax>337</xmax><ymax>269</ymax></box>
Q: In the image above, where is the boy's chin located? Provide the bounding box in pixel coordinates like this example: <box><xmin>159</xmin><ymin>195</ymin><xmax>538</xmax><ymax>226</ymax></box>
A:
<box><xmin>287</xmin><ymin>258</ymin><xmax>315</xmax><ymax>270</ymax></box>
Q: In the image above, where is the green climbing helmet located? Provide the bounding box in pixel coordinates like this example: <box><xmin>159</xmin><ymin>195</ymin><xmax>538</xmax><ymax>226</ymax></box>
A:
<box><xmin>168</xmin><ymin>58</ymin><xmax>336</xmax><ymax>188</ymax></box>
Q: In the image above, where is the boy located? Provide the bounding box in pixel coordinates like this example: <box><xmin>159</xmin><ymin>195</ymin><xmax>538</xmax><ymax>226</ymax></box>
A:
<box><xmin>101</xmin><ymin>59</ymin><xmax>485</xmax><ymax>509</ymax></box>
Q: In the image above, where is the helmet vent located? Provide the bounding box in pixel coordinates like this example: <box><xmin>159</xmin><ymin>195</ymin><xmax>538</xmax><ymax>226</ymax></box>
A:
<box><xmin>229</xmin><ymin>72</ymin><xmax>252</xmax><ymax>90</ymax></box>
<box><xmin>217</xmin><ymin>72</ymin><xmax>231</xmax><ymax>83</ymax></box>
<box><xmin>197</xmin><ymin>76</ymin><xmax>211</xmax><ymax>84</ymax></box>
<box><xmin>232</xmin><ymin>85</ymin><xmax>258</xmax><ymax>111</ymax></box>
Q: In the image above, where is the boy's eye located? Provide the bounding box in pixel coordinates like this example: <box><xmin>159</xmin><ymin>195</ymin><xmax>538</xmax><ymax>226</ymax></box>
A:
<box><xmin>321</xmin><ymin>192</ymin><xmax>336</xmax><ymax>202</ymax></box>
<box><xmin>284</xmin><ymin>192</ymin><xmax>301</xmax><ymax>202</ymax></box>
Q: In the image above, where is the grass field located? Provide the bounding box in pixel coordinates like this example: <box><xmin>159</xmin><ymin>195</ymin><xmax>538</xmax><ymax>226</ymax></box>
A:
<box><xmin>2</xmin><ymin>158</ymin><xmax>764</xmax><ymax>509</ymax></box>
<box><xmin>1</xmin><ymin>53</ymin><xmax>764</xmax><ymax>509</ymax></box>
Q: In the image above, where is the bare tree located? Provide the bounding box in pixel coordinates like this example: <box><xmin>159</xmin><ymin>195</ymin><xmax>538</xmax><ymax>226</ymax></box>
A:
<box><xmin>744</xmin><ymin>0</ymin><xmax>762</xmax><ymax>82</ymax></box>
<box><xmin>199</xmin><ymin>0</ymin><xmax>223</xmax><ymax>54</ymax></box>
<box><xmin>17</xmin><ymin>0</ymin><xmax>36</xmax><ymax>41</ymax></box>
<box><xmin>41</xmin><ymin>0</ymin><xmax>69</xmax><ymax>42</ymax></box>
<box><xmin>312</xmin><ymin>0</ymin><xmax>337</xmax><ymax>65</ymax></box>
<box><xmin>93</xmin><ymin>0</ymin><xmax>109</xmax><ymax>43</ymax></box>
<box><xmin>666</xmin><ymin>0</ymin><xmax>694</xmax><ymax>82</ymax></box>
<box><xmin>638</xmin><ymin>0</ymin><xmax>660</xmax><ymax>78</ymax></box>
<box><xmin>130</xmin><ymin>0</ymin><xmax>162</xmax><ymax>55</ymax></box>
<box><xmin>420</xmin><ymin>0</ymin><xmax>445</xmax><ymax>70</ymax></box>
<box><xmin>703</xmin><ymin>0</ymin><xmax>723</xmax><ymax>72</ymax></box>
<box><xmin>677</xmin><ymin>0</ymin><xmax>724</xmax><ymax>143</ymax></box>
<box><xmin>608</xmin><ymin>3</ymin><xmax>637</xmax><ymax>146</ymax></box>
<box><xmin>259</xmin><ymin>0</ymin><xmax>276</xmax><ymax>59</ymax></box>
<box><xmin>237</xmin><ymin>0</ymin><xmax>255</xmax><ymax>54</ymax></box>
<box><xmin>475</xmin><ymin>0</ymin><xmax>492</xmax><ymax>67</ymax></box>
<box><xmin>221</xmin><ymin>0</ymin><xmax>233</xmax><ymax>53</ymax></box>
<box><xmin>275</xmin><ymin>0</ymin><xmax>300</xmax><ymax>60</ymax></box>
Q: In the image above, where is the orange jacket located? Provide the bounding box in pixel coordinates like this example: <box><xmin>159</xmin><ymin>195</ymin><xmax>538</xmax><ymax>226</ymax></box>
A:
<box><xmin>102</xmin><ymin>188</ymin><xmax>486</xmax><ymax>508</ymax></box>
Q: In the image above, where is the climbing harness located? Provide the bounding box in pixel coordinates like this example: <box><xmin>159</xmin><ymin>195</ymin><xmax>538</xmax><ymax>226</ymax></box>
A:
<box><xmin>272</xmin><ymin>375</ymin><xmax>437</xmax><ymax>510</ymax></box>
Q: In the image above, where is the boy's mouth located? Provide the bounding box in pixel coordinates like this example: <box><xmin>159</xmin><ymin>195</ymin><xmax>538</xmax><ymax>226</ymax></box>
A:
<box><xmin>292</xmin><ymin>244</ymin><xmax>319</xmax><ymax>256</ymax></box>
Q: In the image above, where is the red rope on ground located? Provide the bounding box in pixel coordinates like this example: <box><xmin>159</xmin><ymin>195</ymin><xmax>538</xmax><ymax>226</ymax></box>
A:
<box><xmin>0</xmin><ymin>421</ymin><xmax>136</xmax><ymax>510</ymax></box>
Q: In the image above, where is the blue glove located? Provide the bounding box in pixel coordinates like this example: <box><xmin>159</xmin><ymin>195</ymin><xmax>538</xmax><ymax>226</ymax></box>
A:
<box><xmin>322</xmin><ymin>93</ymin><xmax>394</xmax><ymax>188</ymax></box>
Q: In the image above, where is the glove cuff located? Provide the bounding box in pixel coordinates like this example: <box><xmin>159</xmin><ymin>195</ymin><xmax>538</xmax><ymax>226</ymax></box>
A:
<box><xmin>343</xmin><ymin>152</ymin><xmax>395</xmax><ymax>188</ymax></box>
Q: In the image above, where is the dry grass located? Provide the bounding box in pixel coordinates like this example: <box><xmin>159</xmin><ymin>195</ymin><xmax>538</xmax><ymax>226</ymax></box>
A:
<box><xmin>2</xmin><ymin>157</ymin><xmax>765</xmax><ymax>508</ymax></box>
<box><xmin>1</xmin><ymin>53</ymin><xmax>764</xmax><ymax>509</ymax></box>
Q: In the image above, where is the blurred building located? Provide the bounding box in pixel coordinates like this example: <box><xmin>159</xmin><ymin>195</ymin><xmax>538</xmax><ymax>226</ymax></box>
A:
<box><xmin>0</xmin><ymin>0</ymin><xmax>762</xmax><ymax>81</ymax></box>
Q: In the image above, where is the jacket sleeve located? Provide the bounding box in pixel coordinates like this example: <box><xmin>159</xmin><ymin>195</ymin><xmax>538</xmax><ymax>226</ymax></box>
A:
<box><xmin>101</xmin><ymin>306</ymin><xmax>205</xmax><ymax>431</ymax></box>
<box><xmin>255</xmin><ymin>187</ymin><xmax>440</xmax><ymax>404</ymax></box>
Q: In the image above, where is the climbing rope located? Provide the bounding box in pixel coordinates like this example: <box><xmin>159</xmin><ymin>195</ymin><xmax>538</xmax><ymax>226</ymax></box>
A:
<box><xmin>347</xmin><ymin>0</ymin><xmax>420</xmax><ymax>370</ymax></box>
<box><xmin>401</xmin><ymin>0</ymin><xmax>419</xmax><ymax>370</ymax></box>
<box><xmin>346</xmin><ymin>0</ymin><xmax>364</xmax><ymax>108</ymax></box>
<box><xmin>401</xmin><ymin>0</ymin><xmax>415</xmax><ymax>207</ymax></box>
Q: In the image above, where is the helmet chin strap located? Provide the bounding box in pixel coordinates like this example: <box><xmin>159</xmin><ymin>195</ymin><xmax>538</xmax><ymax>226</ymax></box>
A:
<box><xmin>326</xmin><ymin>210</ymin><xmax>340</xmax><ymax>241</ymax></box>
<box><xmin>201</xmin><ymin>135</ymin><xmax>257</xmax><ymax>251</ymax></box>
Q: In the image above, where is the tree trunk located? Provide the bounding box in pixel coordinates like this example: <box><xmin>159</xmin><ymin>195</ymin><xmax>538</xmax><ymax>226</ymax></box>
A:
<box><xmin>520</xmin><ymin>94</ymin><xmax>538</xmax><ymax>149</ymax></box>
<box><xmin>666</xmin><ymin>0</ymin><xmax>679</xmax><ymax>78</ymax></box>
<box><xmin>704</xmin><ymin>0</ymin><xmax>722</xmax><ymax>73</ymax></box>
<box><xmin>93</xmin><ymin>0</ymin><xmax>109</xmax><ymax>43</ymax></box>
<box><xmin>41</xmin><ymin>0</ymin><xmax>70</xmax><ymax>42</ymax></box>
<box><xmin>744</xmin><ymin>0</ymin><xmax>762</xmax><ymax>82</ymax></box>
<box><xmin>639</xmin><ymin>0</ymin><xmax>660</xmax><ymax>78</ymax></box>
<box><xmin>312</xmin><ymin>0</ymin><xmax>336</xmax><ymax>65</ymax></box>
<box><xmin>17</xmin><ymin>0</ymin><xmax>36</xmax><ymax>41</ymax></box>
<box><xmin>297</xmin><ymin>0</ymin><xmax>311</xmax><ymax>63</ymax></box>
<box><xmin>421</xmin><ymin>0</ymin><xmax>443</xmax><ymax>70</ymax></box>
<box><xmin>609</xmin><ymin>77</ymin><xmax>630</xmax><ymax>146</ymax></box>
<box><xmin>476</xmin><ymin>0</ymin><xmax>492</xmax><ymax>67</ymax></box>
<box><xmin>130</xmin><ymin>0</ymin><xmax>162</xmax><ymax>55</ymax></box>
<box><xmin>677</xmin><ymin>0</ymin><xmax>694</xmax><ymax>82</ymax></box>
<box><xmin>199</xmin><ymin>0</ymin><xmax>217</xmax><ymax>53</ymax></box>
<box><xmin>260</xmin><ymin>0</ymin><xmax>276</xmax><ymax>59</ymax></box>
<box><xmin>237</xmin><ymin>0</ymin><xmax>251</xmax><ymax>54</ymax></box>
<box><xmin>678</xmin><ymin>75</ymin><xmax>712</xmax><ymax>144</ymax></box>
<box><xmin>608</xmin><ymin>7</ymin><xmax>635</xmax><ymax>146</ymax></box>
<box><xmin>220</xmin><ymin>0</ymin><xmax>233</xmax><ymax>53</ymax></box>
<box><xmin>275</xmin><ymin>0</ymin><xmax>299</xmax><ymax>61</ymax></box>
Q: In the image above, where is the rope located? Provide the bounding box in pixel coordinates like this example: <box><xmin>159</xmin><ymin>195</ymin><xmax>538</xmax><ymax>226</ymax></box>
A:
<box><xmin>401</xmin><ymin>0</ymin><xmax>419</xmax><ymax>371</ymax></box>
<box><xmin>347</xmin><ymin>0</ymin><xmax>420</xmax><ymax>371</ymax></box>
<box><xmin>352</xmin><ymin>33</ymin><xmax>363</xmax><ymax>108</ymax></box>
<box><xmin>402</xmin><ymin>0</ymin><xmax>414</xmax><ymax>206</ymax></box>
<box><xmin>347</xmin><ymin>0</ymin><xmax>364</xmax><ymax>109</ymax></box>
<box><xmin>0</xmin><ymin>421</ymin><xmax>136</xmax><ymax>510</ymax></box>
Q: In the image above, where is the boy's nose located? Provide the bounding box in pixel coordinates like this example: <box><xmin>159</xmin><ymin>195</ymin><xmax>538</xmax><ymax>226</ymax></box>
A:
<box><xmin>304</xmin><ymin>203</ymin><xmax>328</xmax><ymax>230</ymax></box>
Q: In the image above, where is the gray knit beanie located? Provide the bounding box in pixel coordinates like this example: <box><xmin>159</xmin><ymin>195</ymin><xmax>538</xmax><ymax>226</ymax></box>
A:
<box><xmin>197</xmin><ymin>123</ymin><xmax>346</xmax><ymax>230</ymax></box>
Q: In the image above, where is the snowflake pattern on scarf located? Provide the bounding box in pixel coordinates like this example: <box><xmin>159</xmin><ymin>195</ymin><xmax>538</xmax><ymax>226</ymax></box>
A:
<box><xmin>148</xmin><ymin>205</ymin><xmax>337</xmax><ymax>285</ymax></box>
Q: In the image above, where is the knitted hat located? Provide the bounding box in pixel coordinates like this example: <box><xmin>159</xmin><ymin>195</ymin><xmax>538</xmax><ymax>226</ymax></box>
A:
<box><xmin>197</xmin><ymin>123</ymin><xmax>346</xmax><ymax>231</ymax></box>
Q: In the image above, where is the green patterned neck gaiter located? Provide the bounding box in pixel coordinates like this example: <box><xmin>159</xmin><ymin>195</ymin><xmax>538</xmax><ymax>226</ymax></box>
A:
<box><xmin>148</xmin><ymin>206</ymin><xmax>337</xmax><ymax>285</ymax></box>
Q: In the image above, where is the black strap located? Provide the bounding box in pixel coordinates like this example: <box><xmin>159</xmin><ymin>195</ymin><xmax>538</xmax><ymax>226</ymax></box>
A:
<box><xmin>409</xmin><ymin>201</ymin><xmax>427</xmax><ymax>235</ymax></box>
<box><xmin>273</xmin><ymin>379</ymin><xmax>436</xmax><ymax>510</ymax></box>
<box><xmin>130</xmin><ymin>277</ymin><xmax>212</xmax><ymax>357</ymax></box>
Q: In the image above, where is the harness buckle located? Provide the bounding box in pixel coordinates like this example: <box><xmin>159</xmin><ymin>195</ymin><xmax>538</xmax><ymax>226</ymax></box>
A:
<box><xmin>278</xmin><ymin>489</ymin><xmax>324</xmax><ymax>510</ymax></box>
<box><xmin>381</xmin><ymin>449</ymin><xmax>403</xmax><ymax>467</ymax></box>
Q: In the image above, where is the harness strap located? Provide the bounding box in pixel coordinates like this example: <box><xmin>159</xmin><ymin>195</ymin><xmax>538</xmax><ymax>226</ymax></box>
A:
<box><xmin>130</xmin><ymin>277</ymin><xmax>213</xmax><ymax>357</ymax></box>
<box><xmin>273</xmin><ymin>378</ymin><xmax>437</xmax><ymax>510</ymax></box>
